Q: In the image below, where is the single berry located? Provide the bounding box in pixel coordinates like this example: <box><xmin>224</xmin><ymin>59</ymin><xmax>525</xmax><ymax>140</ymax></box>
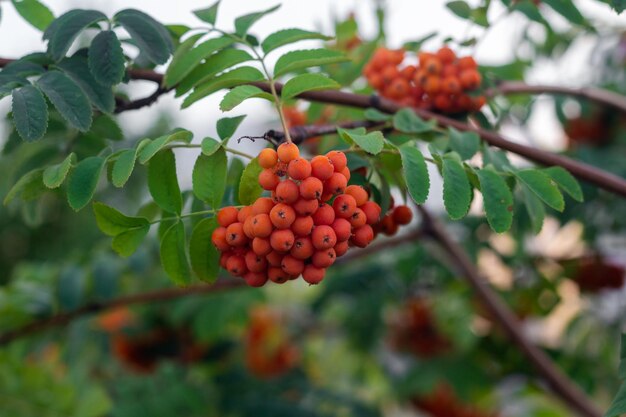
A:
<box><xmin>334</xmin><ymin>240</ymin><xmax>349</xmax><ymax>257</ymax></box>
<box><xmin>311</xmin><ymin>156</ymin><xmax>334</xmax><ymax>181</ymax></box>
<box><xmin>245</xmin><ymin>250</ymin><xmax>268</xmax><ymax>273</ymax></box>
<box><xmin>291</xmin><ymin>216</ymin><xmax>314</xmax><ymax>236</ymax></box>
<box><xmin>226</xmin><ymin>222</ymin><xmax>248</xmax><ymax>246</ymax></box>
<box><xmin>361</xmin><ymin>201</ymin><xmax>382</xmax><ymax>225</ymax></box>
<box><xmin>459</xmin><ymin>69</ymin><xmax>481</xmax><ymax>90</ymax></box>
<box><xmin>281</xmin><ymin>255</ymin><xmax>305</xmax><ymax>276</ymax></box>
<box><xmin>237</xmin><ymin>206</ymin><xmax>253</xmax><ymax>223</ymax></box>
<box><xmin>270</xmin><ymin>229</ymin><xmax>295</xmax><ymax>252</ymax></box>
<box><xmin>457</xmin><ymin>56</ymin><xmax>477</xmax><ymax>70</ymax></box>
<box><xmin>211</xmin><ymin>227</ymin><xmax>230</xmax><ymax>251</ymax></box>
<box><xmin>331</xmin><ymin>218</ymin><xmax>352</xmax><ymax>242</ymax></box>
<box><xmin>436</xmin><ymin>46</ymin><xmax>456</xmax><ymax>64</ymax></box>
<box><xmin>344</xmin><ymin>185</ymin><xmax>368</xmax><ymax>206</ymax></box>
<box><xmin>244</xmin><ymin>272</ymin><xmax>268</xmax><ymax>287</ymax></box>
<box><xmin>275</xmin><ymin>179</ymin><xmax>300</xmax><ymax>204</ymax></box>
<box><xmin>259</xmin><ymin>169</ymin><xmax>280</xmax><ymax>190</ymax></box>
<box><xmin>312</xmin><ymin>225</ymin><xmax>337</xmax><ymax>250</ymax></box>
<box><xmin>270</xmin><ymin>203</ymin><xmax>296</xmax><ymax>229</ymax></box>
<box><xmin>302</xmin><ymin>265</ymin><xmax>326</xmax><ymax>285</ymax></box>
<box><xmin>266</xmin><ymin>251</ymin><xmax>284</xmax><ymax>267</ymax></box>
<box><xmin>252</xmin><ymin>197</ymin><xmax>275</xmax><ymax>215</ymax></box>
<box><xmin>312</xmin><ymin>203</ymin><xmax>336</xmax><ymax>226</ymax></box>
<box><xmin>243</xmin><ymin>216</ymin><xmax>256</xmax><ymax>239</ymax></box>
<box><xmin>333</xmin><ymin>194</ymin><xmax>357</xmax><ymax>219</ymax></box>
<box><xmin>226</xmin><ymin>255</ymin><xmax>247</xmax><ymax>277</ymax></box>
<box><xmin>299</xmin><ymin>176</ymin><xmax>324</xmax><ymax>200</ymax></box>
<box><xmin>380</xmin><ymin>215</ymin><xmax>398</xmax><ymax>235</ymax></box>
<box><xmin>340</xmin><ymin>166</ymin><xmax>351</xmax><ymax>181</ymax></box>
<box><xmin>277</xmin><ymin>142</ymin><xmax>300</xmax><ymax>163</ymax></box>
<box><xmin>287</xmin><ymin>158</ymin><xmax>312</xmax><ymax>180</ymax></box>
<box><xmin>392</xmin><ymin>205</ymin><xmax>413</xmax><ymax>225</ymax></box>
<box><xmin>251</xmin><ymin>213</ymin><xmax>273</xmax><ymax>238</ymax></box>
<box><xmin>217</xmin><ymin>206</ymin><xmax>239</xmax><ymax>227</ymax></box>
<box><xmin>259</xmin><ymin>148</ymin><xmax>278</xmax><ymax>169</ymax></box>
<box><xmin>324</xmin><ymin>172</ymin><xmax>348</xmax><ymax>195</ymax></box>
<box><xmin>293</xmin><ymin>198</ymin><xmax>319</xmax><ymax>216</ymax></box>
<box><xmin>351</xmin><ymin>225</ymin><xmax>374</xmax><ymax>248</ymax></box>
<box><xmin>312</xmin><ymin>248</ymin><xmax>336</xmax><ymax>268</ymax></box>
<box><xmin>291</xmin><ymin>236</ymin><xmax>314</xmax><ymax>260</ymax></box>
<box><xmin>349</xmin><ymin>208</ymin><xmax>367</xmax><ymax>228</ymax></box>
<box><xmin>252</xmin><ymin>237</ymin><xmax>272</xmax><ymax>256</ymax></box>
<box><xmin>219</xmin><ymin>252</ymin><xmax>230</xmax><ymax>268</ymax></box>
<box><xmin>268</xmin><ymin>267</ymin><xmax>290</xmax><ymax>284</ymax></box>
<box><xmin>326</xmin><ymin>151</ymin><xmax>347</xmax><ymax>172</ymax></box>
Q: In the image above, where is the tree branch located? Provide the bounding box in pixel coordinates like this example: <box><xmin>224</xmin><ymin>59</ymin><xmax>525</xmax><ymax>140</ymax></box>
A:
<box><xmin>114</xmin><ymin>86</ymin><xmax>172</xmax><ymax>113</ymax></box>
<box><xmin>417</xmin><ymin>205</ymin><xmax>602</xmax><ymax>417</ymax></box>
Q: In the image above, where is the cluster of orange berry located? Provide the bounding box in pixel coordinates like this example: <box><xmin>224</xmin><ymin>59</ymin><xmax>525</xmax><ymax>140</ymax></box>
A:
<box><xmin>363</xmin><ymin>46</ymin><xmax>486</xmax><ymax>113</ymax></box>
<box><xmin>212</xmin><ymin>143</ymin><xmax>383</xmax><ymax>287</ymax></box>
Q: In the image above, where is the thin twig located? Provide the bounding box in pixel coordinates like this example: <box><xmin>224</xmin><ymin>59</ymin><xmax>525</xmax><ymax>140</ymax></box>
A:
<box><xmin>114</xmin><ymin>86</ymin><xmax>172</xmax><ymax>113</ymax></box>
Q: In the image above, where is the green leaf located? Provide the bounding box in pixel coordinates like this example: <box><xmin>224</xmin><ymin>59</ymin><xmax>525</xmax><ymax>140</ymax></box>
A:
<box><xmin>542</xmin><ymin>0</ymin><xmax>586</xmax><ymax>25</ymax></box>
<box><xmin>521</xmin><ymin>184</ymin><xmax>545</xmax><ymax>234</ymax></box>
<box><xmin>193</xmin><ymin>1</ymin><xmax>220</xmax><ymax>25</ymax></box>
<box><xmin>217</xmin><ymin>115</ymin><xmax>246</xmax><ymax>142</ymax></box>
<box><xmin>364</xmin><ymin>108</ymin><xmax>392</xmax><ymax>122</ymax></box>
<box><xmin>477</xmin><ymin>168</ymin><xmax>513</xmax><ymax>233</ymax></box>
<box><xmin>47</xmin><ymin>9</ymin><xmax>107</xmax><ymax>61</ymax></box>
<box><xmin>111</xmin><ymin>148</ymin><xmax>139</xmax><ymax>187</ymax></box>
<box><xmin>92</xmin><ymin>201</ymin><xmax>149</xmax><ymax>236</ymax></box>
<box><xmin>57</xmin><ymin>55</ymin><xmax>115</xmax><ymax>113</ymax></box>
<box><xmin>238</xmin><ymin>157</ymin><xmax>263</xmax><ymax>205</ymax></box>
<box><xmin>11</xmin><ymin>0</ymin><xmax>54</xmax><ymax>31</ymax></box>
<box><xmin>448</xmin><ymin>127</ymin><xmax>480</xmax><ymax>160</ymax></box>
<box><xmin>274</xmin><ymin>48</ymin><xmax>349</xmax><ymax>77</ymax></box>
<box><xmin>609</xmin><ymin>0</ymin><xmax>625</xmax><ymax>13</ymax></box>
<box><xmin>161</xmin><ymin>32</ymin><xmax>203</xmax><ymax>87</ymax></box>
<box><xmin>11</xmin><ymin>85</ymin><xmax>48</xmax><ymax>141</ymax></box>
<box><xmin>114</xmin><ymin>9</ymin><xmax>173</xmax><ymax>64</ymax></box>
<box><xmin>36</xmin><ymin>70</ymin><xmax>92</xmax><ymax>131</ymax></box>
<box><xmin>183</xmin><ymin>66</ymin><xmax>265</xmax><ymax>108</ymax></box>
<box><xmin>193</xmin><ymin>148</ymin><xmax>227</xmax><ymax>208</ymax></box>
<box><xmin>90</xmin><ymin>114</ymin><xmax>123</xmax><ymax>140</ymax></box>
<box><xmin>43</xmin><ymin>152</ymin><xmax>75</xmax><ymax>188</ymax></box>
<box><xmin>148</xmin><ymin>149</ymin><xmax>182</xmax><ymax>215</ymax></box>
<box><xmin>219</xmin><ymin>85</ymin><xmax>272</xmax><ymax>111</ymax></box>
<box><xmin>138</xmin><ymin>129</ymin><xmax>193</xmax><ymax>164</ymax></box>
<box><xmin>543</xmin><ymin>166</ymin><xmax>583</xmax><ymax>202</ymax></box>
<box><xmin>160</xmin><ymin>222</ymin><xmax>191</xmax><ymax>286</ymax></box>
<box><xmin>66</xmin><ymin>156</ymin><xmax>105</xmax><ymax>210</ymax></box>
<box><xmin>3</xmin><ymin>168</ymin><xmax>45</xmax><ymax>205</ymax></box>
<box><xmin>281</xmin><ymin>73</ymin><xmax>339</xmax><ymax>100</ymax></box>
<box><xmin>400</xmin><ymin>145</ymin><xmax>430</xmax><ymax>204</ymax></box>
<box><xmin>338</xmin><ymin>127</ymin><xmax>384</xmax><ymax>155</ymax></box>
<box><xmin>261</xmin><ymin>28</ymin><xmax>331</xmax><ymax>54</ymax></box>
<box><xmin>88</xmin><ymin>30</ymin><xmax>125</xmax><ymax>85</ymax></box>
<box><xmin>189</xmin><ymin>217</ymin><xmax>220</xmax><ymax>283</ymax></box>
<box><xmin>442</xmin><ymin>157</ymin><xmax>472</xmax><ymax>220</ymax></box>
<box><xmin>112</xmin><ymin>226</ymin><xmax>149</xmax><ymax>257</ymax></box>
<box><xmin>619</xmin><ymin>333</ymin><xmax>626</xmax><ymax>379</ymax></box>
<box><xmin>605</xmin><ymin>383</ymin><xmax>626</xmax><ymax>417</ymax></box>
<box><xmin>234</xmin><ymin>4</ymin><xmax>280</xmax><ymax>36</ymax></box>
<box><xmin>515</xmin><ymin>169</ymin><xmax>564</xmax><ymax>211</ymax></box>
<box><xmin>393</xmin><ymin>108</ymin><xmax>437</xmax><ymax>133</ymax></box>
<box><xmin>446</xmin><ymin>1</ymin><xmax>472</xmax><ymax>18</ymax></box>
<box><xmin>164</xmin><ymin>36</ymin><xmax>235</xmax><ymax>88</ymax></box>
<box><xmin>201</xmin><ymin>137</ymin><xmax>221</xmax><ymax>155</ymax></box>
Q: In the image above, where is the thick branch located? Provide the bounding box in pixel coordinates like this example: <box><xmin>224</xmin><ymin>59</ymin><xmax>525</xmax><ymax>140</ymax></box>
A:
<box><xmin>417</xmin><ymin>206</ymin><xmax>602</xmax><ymax>417</ymax></box>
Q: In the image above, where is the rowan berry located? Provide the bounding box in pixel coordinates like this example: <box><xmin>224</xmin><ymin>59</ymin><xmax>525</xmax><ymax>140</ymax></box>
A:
<box><xmin>226</xmin><ymin>255</ymin><xmax>247</xmax><ymax>276</ymax></box>
<box><xmin>243</xmin><ymin>216</ymin><xmax>256</xmax><ymax>239</ymax></box>
<box><xmin>268</xmin><ymin>267</ymin><xmax>289</xmax><ymax>284</ymax></box>
<box><xmin>275</xmin><ymin>180</ymin><xmax>300</xmax><ymax>204</ymax></box>
<box><xmin>332</xmin><ymin>194</ymin><xmax>356</xmax><ymax>219</ymax></box>
<box><xmin>226</xmin><ymin>222</ymin><xmax>248</xmax><ymax>246</ymax></box>
<box><xmin>291</xmin><ymin>216</ymin><xmax>314</xmax><ymax>236</ymax></box>
<box><xmin>252</xmin><ymin>237</ymin><xmax>272</xmax><ymax>256</ymax></box>
<box><xmin>281</xmin><ymin>255</ymin><xmax>304</xmax><ymax>276</ymax></box>
<box><xmin>424</xmin><ymin>76</ymin><xmax>441</xmax><ymax>94</ymax></box>
<box><xmin>331</xmin><ymin>218</ymin><xmax>352</xmax><ymax>242</ymax></box>
<box><xmin>459</xmin><ymin>69</ymin><xmax>481</xmax><ymax>90</ymax></box>
<box><xmin>368</xmin><ymin>73</ymin><xmax>384</xmax><ymax>90</ymax></box>
<box><xmin>237</xmin><ymin>206</ymin><xmax>253</xmax><ymax>223</ymax></box>
<box><xmin>311</xmin><ymin>156</ymin><xmax>334</xmax><ymax>181</ymax></box>
<box><xmin>360</xmin><ymin>201</ymin><xmax>382</xmax><ymax>225</ymax></box>
<box><xmin>400</xmin><ymin>65</ymin><xmax>416</xmax><ymax>81</ymax></box>
<box><xmin>312</xmin><ymin>225</ymin><xmax>337</xmax><ymax>250</ymax></box>
<box><xmin>418</xmin><ymin>52</ymin><xmax>436</xmax><ymax>65</ymax></box>
<box><xmin>270</xmin><ymin>203</ymin><xmax>296</xmax><ymax>229</ymax></box>
<box><xmin>251</xmin><ymin>214</ymin><xmax>273</xmax><ymax>238</ymax></box>
<box><xmin>442</xmin><ymin>76</ymin><xmax>461</xmax><ymax>94</ymax></box>
<box><xmin>413</xmin><ymin>69</ymin><xmax>428</xmax><ymax>86</ymax></box>
<box><xmin>217</xmin><ymin>206</ymin><xmax>239</xmax><ymax>227</ymax></box>
<box><xmin>270</xmin><ymin>229</ymin><xmax>295</xmax><ymax>252</ymax></box>
<box><xmin>326</xmin><ymin>150</ymin><xmax>347</xmax><ymax>172</ymax></box>
<box><xmin>380</xmin><ymin>215</ymin><xmax>398</xmax><ymax>235</ymax></box>
<box><xmin>252</xmin><ymin>197</ymin><xmax>274</xmax><ymax>215</ymax></box>
<box><xmin>442</xmin><ymin>64</ymin><xmax>458</xmax><ymax>77</ymax></box>
<box><xmin>457</xmin><ymin>56</ymin><xmax>477</xmax><ymax>70</ymax></box>
<box><xmin>296</xmin><ymin>178</ymin><xmax>321</xmax><ymax>201</ymax></box>
<box><xmin>259</xmin><ymin>169</ymin><xmax>280</xmax><ymax>190</ymax></box>
<box><xmin>266</xmin><ymin>251</ymin><xmax>284</xmax><ymax>267</ymax></box>
<box><xmin>277</xmin><ymin>142</ymin><xmax>300</xmax><ymax>163</ymax></box>
<box><xmin>302</xmin><ymin>265</ymin><xmax>325</xmax><ymax>285</ymax></box>
<box><xmin>334</xmin><ymin>240</ymin><xmax>349</xmax><ymax>257</ymax></box>
<box><xmin>345</xmin><ymin>185</ymin><xmax>368</xmax><ymax>206</ymax></box>
<box><xmin>386</xmin><ymin>78</ymin><xmax>410</xmax><ymax>99</ymax></box>
<box><xmin>312</xmin><ymin>203</ymin><xmax>336</xmax><ymax>226</ymax></box>
<box><xmin>259</xmin><ymin>148</ymin><xmax>278</xmax><ymax>169</ymax></box>
<box><xmin>324</xmin><ymin>172</ymin><xmax>348</xmax><ymax>195</ymax></box>
<box><xmin>351</xmin><ymin>225</ymin><xmax>374</xmax><ymax>248</ymax></box>
<box><xmin>320</xmin><ymin>192</ymin><xmax>334</xmax><ymax>203</ymax></box>
<box><xmin>244</xmin><ymin>271</ymin><xmax>268</xmax><ymax>287</ymax></box>
<box><xmin>220</xmin><ymin>252</ymin><xmax>230</xmax><ymax>268</ymax></box>
<box><xmin>436</xmin><ymin>46</ymin><xmax>456</xmax><ymax>64</ymax></box>
<box><xmin>245</xmin><ymin>250</ymin><xmax>268</xmax><ymax>273</ymax></box>
<box><xmin>424</xmin><ymin>58</ymin><xmax>442</xmax><ymax>75</ymax></box>
<box><xmin>381</xmin><ymin>65</ymin><xmax>400</xmax><ymax>84</ymax></box>
<box><xmin>434</xmin><ymin>94</ymin><xmax>452</xmax><ymax>111</ymax></box>
<box><xmin>291</xmin><ymin>236</ymin><xmax>314</xmax><ymax>260</ymax></box>
<box><xmin>293</xmin><ymin>198</ymin><xmax>319</xmax><ymax>216</ymax></box>
<box><xmin>274</xmin><ymin>161</ymin><xmax>288</xmax><ymax>177</ymax></box>
<box><xmin>212</xmin><ymin>227</ymin><xmax>230</xmax><ymax>251</ymax></box>
<box><xmin>349</xmin><ymin>208</ymin><xmax>367</xmax><ymax>228</ymax></box>
<box><xmin>340</xmin><ymin>166</ymin><xmax>351</xmax><ymax>182</ymax></box>
<box><xmin>392</xmin><ymin>205</ymin><xmax>413</xmax><ymax>225</ymax></box>
<box><xmin>287</xmin><ymin>158</ymin><xmax>312</xmax><ymax>180</ymax></box>
<box><xmin>311</xmin><ymin>248</ymin><xmax>336</xmax><ymax>268</ymax></box>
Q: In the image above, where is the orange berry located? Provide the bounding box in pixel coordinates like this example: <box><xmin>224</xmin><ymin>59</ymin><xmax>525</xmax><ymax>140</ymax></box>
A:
<box><xmin>351</xmin><ymin>225</ymin><xmax>374</xmax><ymax>248</ymax></box>
<box><xmin>259</xmin><ymin>169</ymin><xmax>280</xmax><ymax>190</ymax></box>
<box><xmin>251</xmin><ymin>197</ymin><xmax>274</xmax><ymax>215</ymax></box>
<box><xmin>344</xmin><ymin>185</ymin><xmax>368</xmax><ymax>207</ymax></box>
<box><xmin>277</xmin><ymin>142</ymin><xmax>300</xmax><ymax>163</ymax></box>
<box><xmin>268</xmin><ymin>267</ymin><xmax>289</xmax><ymax>284</ymax></box>
<box><xmin>311</xmin><ymin>156</ymin><xmax>334</xmax><ymax>181</ymax></box>
<box><xmin>270</xmin><ymin>229</ymin><xmax>295</xmax><ymax>252</ymax></box>
<box><xmin>291</xmin><ymin>236</ymin><xmax>314</xmax><ymax>260</ymax></box>
<box><xmin>360</xmin><ymin>201</ymin><xmax>382</xmax><ymax>225</ymax></box>
<box><xmin>251</xmin><ymin>214</ymin><xmax>273</xmax><ymax>238</ymax></box>
<box><xmin>270</xmin><ymin>203</ymin><xmax>296</xmax><ymax>229</ymax></box>
<box><xmin>226</xmin><ymin>222</ymin><xmax>248</xmax><ymax>246</ymax></box>
<box><xmin>386</xmin><ymin>78</ymin><xmax>410</xmax><ymax>100</ymax></box>
<box><xmin>226</xmin><ymin>255</ymin><xmax>247</xmax><ymax>276</ymax></box>
<box><xmin>252</xmin><ymin>237</ymin><xmax>272</xmax><ymax>256</ymax></box>
<box><xmin>334</xmin><ymin>240</ymin><xmax>349</xmax><ymax>257</ymax></box>
<box><xmin>243</xmin><ymin>216</ymin><xmax>256</xmax><ymax>239</ymax></box>
<box><xmin>423</xmin><ymin>76</ymin><xmax>441</xmax><ymax>94</ymax></box>
<box><xmin>287</xmin><ymin>158</ymin><xmax>312</xmax><ymax>180</ymax></box>
<box><xmin>400</xmin><ymin>65</ymin><xmax>416</xmax><ymax>81</ymax></box>
<box><xmin>392</xmin><ymin>205</ymin><xmax>413</xmax><ymax>225</ymax></box>
<box><xmin>299</xmin><ymin>177</ymin><xmax>323</xmax><ymax>200</ymax></box>
<box><xmin>424</xmin><ymin>58</ymin><xmax>442</xmax><ymax>75</ymax></box>
<box><xmin>326</xmin><ymin>150</ymin><xmax>347</xmax><ymax>172</ymax></box>
<box><xmin>368</xmin><ymin>73</ymin><xmax>384</xmax><ymax>90</ymax></box>
<box><xmin>349</xmin><ymin>208</ymin><xmax>367</xmax><ymax>228</ymax></box>
<box><xmin>274</xmin><ymin>161</ymin><xmax>288</xmax><ymax>177</ymax></box>
<box><xmin>291</xmin><ymin>216</ymin><xmax>314</xmax><ymax>236</ymax></box>
<box><xmin>418</xmin><ymin>51</ymin><xmax>436</xmax><ymax>65</ymax></box>
<box><xmin>312</xmin><ymin>203</ymin><xmax>336</xmax><ymax>226</ymax></box>
<box><xmin>281</xmin><ymin>255</ymin><xmax>304</xmax><ymax>276</ymax></box>
<box><xmin>219</xmin><ymin>252</ymin><xmax>230</xmax><ymax>268</ymax></box>
<box><xmin>293</xmin><ymin>198</ymin><xmax>319</xmax><ymax>216</ymax></box>
<box><xmin>245</xmin><ymin>250</ymin><xmax>268</xmax><ymax>273</ymax></box>
<box><xmin>442</xmin><ymin>64</ymin><xmax>458</xmax><ymax>77</ymax></box>
<box><xmin>302</xmin><ymin>265</ymin><xmax>325</xmax><ymax>285</ymax></box>
<box><xmin>457</xmin><ymin>56</ymin><xmax>477</xmax><ymax>70</ymax></box>
<box><xmin>237</xmin><ymin>205</ymin><xmax>253</xmax><ymax>223</ymax></box>
<box><xmin>380</xmin><ymin>215</ymin><xmax>398</xmax><ymax>235</ymax></box>
<box><xmin>331</xmin><ymin>218</ymin><xmax>352</xmax><ymax>242</ymax></box>
<box><xmin>413</xmin><ymin>69</ymin><xmax>428</xmax><ymax>86</ymax></box>
<box><xmin>275</xmin><ymin>179</ymin><xmax>300</xmax><ymax>204</ymax></box>
<box><xmin>381</xmin><ymin>65</ymin><xmax>400</xmax><ymax>84</ymax></box>
<box><xmin>320</xmin><ymin>192</ymin><xmax>334</xmax><ymax>203</ymax></box>
<box><xmin>442</xmin><ymin>76</ymin><xmax>461</xmax><ymax>94</ymax></box>
<box><xmin>433</xmin><ymin>94</ymin><xmax>452</xmax><ymax>111</ymax></box>
<box><xmin>259</xmin><ymin>148</ymin><xmax>278</xmax><ymax>169</ymax></box>
<box><xmin>312</xmin><ymin>248</ymin><xmax>336</xmax><ymax>268</ymax></box>
<box><xmin>459</xmin><ymin>69</ymin><xmax>481</xmax><ymax>90</ymax></box>
<box><xmin>340</xmin><ymin>166</ymin><xmax>351</xmax><ymax>182</ymax></box>
<box><xmin>436</xmin><ymin>46</ymin><xmax>456</xmax><ymax>64</ymax></box>
<box><xmin>333</xmin><ymin>194</ymin><xmax>357</xmax><ymax>219</ymax></box>
<box><xmin>244</xmin><ymin>271</ymin><xmax>268</xmax><ymax>287</ymax></box>
<box><xmin>217</xmin><ymin>206</ymin><xmax>239</xmax><ymax>227</ymax></box>
<box><xmin>312</xmin><ymin>225</ymin><xmax>337</xmax><ymax>250</ymax></box>
<box><xmin>266</xmin><ymin>250</ymin><xmax>284</xmax><ymax>267</ymax></box>
<box><xmin>211</xmin><ymin>227</ymin><xmax>230</xmax><ymax>251</ymax></box>
<box><xmin>390</xmin><ymin>49</ymin><xmax>405</xmax><ymax>65</ymax></box>
<box><xmin>324</xmin><ymin>172</ymin><xmax>348</xmax><ymax>195</ymax></box>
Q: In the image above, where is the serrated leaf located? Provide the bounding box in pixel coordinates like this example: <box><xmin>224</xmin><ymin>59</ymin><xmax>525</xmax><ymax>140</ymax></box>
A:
<box><xmin>393</xmin><ymin>108</ymin><xmax>437</xmax><ymax>133</ymax></box>
<box><xmin>11</xmin><ymin>0</ymin><xmax>54</xmax><ymax>31</ymax></box>
<box><xmin>43</xmin><ymin>152</ymin><xmax>75</xmax><ymax>188</ymax></box>
<box><xmin>515</xmin><ymin>169</ymin><xmax>564</xmax><ymax>212</ymax></box>
<box><xmin>11</xmin><ymin>85</ymin><xmax>48</xmax><ymax>141</ymax></box>
<box><xmin>400</xmin><ymin>145</ymin><xmax>430</xmax><ymax>204</ymax></box>
<box><xmin>448</xmin><ymin>127</ymin><xmax>480</xmax><ymax>160</ymax></box>
<box><xmin>90</xmin><ymin>114</ymin><xmax>123</xmax><ymax>140</ymax></box>
<box><xmin>164</xmin><ymin>36</ymin><xmax>235</xmax><ymax>88</ymax></box>
<box><xmin>364</xmin><ymin>107</ymin><xmax>391</xmax><ymax>122</ymax></box>
<box><xmin>274</xmin><ymin>48</ymin><xmax>349</xmax><ymax>77</ymax></box>
<box><xmin>234</xmin><ymin>4</ymin><xmax>280</xmax><ymax>36</ymax></box>
<box><xmin>442</xmin><ymin>157</ymin><xmax>472</xmax><ymax>220</ymax></box>
<box><xmin>338</xmin><ymin>127</ymin><xmax>384</xmax><ymax>155</ymax></box>
<box><xmin>92</xmin><ymin>201</ymin><xmax>149</xmax><ymax>236</ymax></box>
<box><xmin>238</xmin><ymin>157</ymin><xmax>263</xmax><ymax>205</ymax></box>
<box><xmin>88</xmin><ymin>30</ymin><xmax>125</xmax><ymax>85</ymax></box>
<box><xmin>446</xmin><ymin>1</ymin><xmax>472</xmax><ymax>18</ymax></box>
<box><xmin>521</xmin><ymin>184</ymin><xmax>545</xmax><ymax>234</ymax></box>
<box><xmin>217</xmin><ymin>115</ymin><xmax>246</xmax><ymax>142</ymax></box>
<box><xmin>57</xmin><ymin>55</ymin><xmax>115</xmax><ymax>113</ymax></box>
<box><xmin>477</xmin><ymin>168</ymin><xmax>513</xmax><ymax>233</ymax></box>
<box><xmin>543</xmin><ymin>166</ymin><xmax>583</xmax><ymax>202</ymax></box>
<box><xmin>114</xmin><ymin>9</ymin><xmax>173</xmax><ymax>64</ymax></box>
<box><xmin>182</xmin><ymin>66</ymin><xmax>265</xmax><ymax>108</ymax></box>
<box><xmin>161</xmin><ymin>32</ymin><xmax>203</xmax><ymax>88</ymax></box>
<box><xmin>189</xmin><ymin>217</ymin><xmax>220</xmax><ymax>282</ymax></box>
<box><xmin>111</xmin><ymin>149</ymin><xmax>137</xmax><ymax>187</ymax></box>
<box><xmin>3</xmin><ymin>168</ymin><xmax>45</xmax><ymax>205</ymax></box>
<box><xmin>160</xmin><ymin>222</ymin><xmax>190</xmax><ymax>286</ymax></box>
<box><xmin>193</xmin><ymin>1</ymin><xmax>220</xmax><ymax>25</ymax></box>
<box><xmin>148</xmin><ymin>150</ymin><xmax>182</xmax><ymax>215</ymax></box>
<box><xmin>201</xmin><ymin>137</ymin><xmax>221</xmax><ymax>155</ymax></box>
<box><xmin>219</xmin><ymin>85</ymin><xmax>272</xmax><ymax>111</ymax></box>
<box><xmin>36</xmin><ymin>70</ymin><xmax>92</xmax><ymax>131</ymax></box>
<box><xmin>138</xmin><ymin>129</ymin><xmax>193</xmax><ymax>164</ymax></box>
<box><xmin>112</xmin><ymin>226</ymin><xmax>149</xmax><ymax>257</ymax></box>
<box><xmin>542</xmin><ymin>0</ymin><xmax>586</xmax><ymax>25</ymax></box>
<box><xmin>193</xmin><ymin>148</ymin><xmax>227</xmax><ymax>208</ymax></box>
<box><xmin>47</xmin><ymin>9</ymin><xmax>107</xmax><ymax>61</ymax></box>
<box><xmin>281</xmin><ymin>73</ymin><xmax>339</xmax><ymax>100</ymax></box>
<box><xmin>261</xmin><ymin>28</ymin><xmax>331</xmax><ymax>54</ymax></box>
<box><xmin>66</xmin><ymin>156</ymin><xmax>105</xmax><ymax>210</ymax></box>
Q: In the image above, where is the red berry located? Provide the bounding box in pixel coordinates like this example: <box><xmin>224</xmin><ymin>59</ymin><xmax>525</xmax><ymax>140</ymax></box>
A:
<box><xmin>302</xmin><ymin>265</ymin><xmax>326</xmax><ymax>285</ymax></box>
